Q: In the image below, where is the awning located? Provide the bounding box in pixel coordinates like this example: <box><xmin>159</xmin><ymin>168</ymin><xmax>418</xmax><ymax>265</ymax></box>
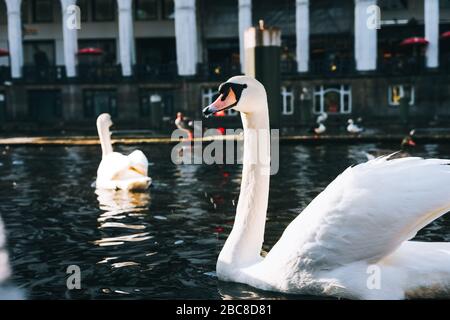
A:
<box><xmin>77</xmin><ymin>47</ymin><xmax>104</xmax><ymax>55</ymax></box>
<box><xmin>399</xmin><ymin>37</ymin><xmax>429</xmax><ymax>46</ymax></box>
<box><xmin>441</xmin><ymin>31</ymin><xmax>450</xmax><ymax>39</ymax></box>
<box><xmin>0</xmin><ymin>49</ymin><xmax>9</xmax><ymax>57</ymax></box>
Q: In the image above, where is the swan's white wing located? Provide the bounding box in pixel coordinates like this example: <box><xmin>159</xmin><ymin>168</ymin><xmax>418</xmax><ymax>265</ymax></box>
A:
<box><xmin>96</xmin><ymin>151</ymin><xmax>150</xmax><ymax>190</ymax></box>
<box><xmin>97</xmin><ymin>152</ymin><xmax>131</xmax><ymax>181</ymax></box>
<box><xmin>127</xmin><ymin>150</ymin><xmax>149</xmax><ymax>176</ymax></box>
<box><xmin>267</xmin><ymin>156</ymin><xmax>450</xmax><ymax>269</ymax></box>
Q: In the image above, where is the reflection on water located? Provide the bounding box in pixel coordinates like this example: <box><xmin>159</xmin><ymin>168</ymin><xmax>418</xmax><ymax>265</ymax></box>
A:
<box><xmin>94</xmin><ymin>189</ymin><xmax>153</xmax><ymax>273</ymax></box>
<box><xmin>0</xmin><ymin>143</ymin><xmax>449</xmax><ymax>299</ymax></box>
<box><xmin>96</xmin><ymin>189</ymin><xmax>150</xmax><ymax>230</ymax></box>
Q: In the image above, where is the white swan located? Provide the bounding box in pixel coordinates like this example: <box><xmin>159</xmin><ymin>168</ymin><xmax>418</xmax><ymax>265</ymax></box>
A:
<box><xmin>203</xmin><ymin>76</ymin><xmax>450</xmax><ymax>300</ymax></box>
<box><xmin>96</xmin><ymin>113</ymin><xmax>151</xmax><ymax>191</ymax></box>
<box><xmin>347</xmin><ymin>119</ymin><xmax>364</xmax><ymax>134</ymax></box>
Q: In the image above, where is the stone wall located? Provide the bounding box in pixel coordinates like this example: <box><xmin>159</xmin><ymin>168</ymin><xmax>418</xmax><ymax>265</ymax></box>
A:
<box><xmin>0</xmin><ymin>73</ymin><xmax>449</xmax><ymax>132</ymax></box>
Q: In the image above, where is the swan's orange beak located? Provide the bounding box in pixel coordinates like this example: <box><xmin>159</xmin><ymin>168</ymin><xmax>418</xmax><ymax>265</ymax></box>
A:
<box><xmin>203</xmin><ymin>88</ymin><xmax>237</xmax><ymax>117</ymax></box>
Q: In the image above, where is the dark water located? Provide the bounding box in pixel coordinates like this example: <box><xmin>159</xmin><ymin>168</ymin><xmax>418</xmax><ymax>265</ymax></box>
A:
<box><xmin>0</xmin><ymin>142</ymin><xmax>449</xmax><ymax>299</ymax></box>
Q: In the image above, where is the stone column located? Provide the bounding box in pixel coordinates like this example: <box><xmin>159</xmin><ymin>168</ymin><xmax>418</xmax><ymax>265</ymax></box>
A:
<box><xmin>425</xmin><ymin>0</ymin><xmax>439</xmax><ymax>68</ymax></box>
<box><xmin>174</xmin><ymin>0</ymin><xmax>198</xmax><ymax>76</ymax></box>
<box><xmin>238</xmin><ymin>0</ymin><xmax>252</xmax><ymax>72</ymax></box>
<box><xmin>296</xmin><ymin>0</ymin><xmax>309</xmax><ymax>73</ymax></box>
<box><xmin>354</xmin><ymin>0</ymin><xmax>378</xmax><ymax>71</ymax></box>
<box><xmin>117</xmin><ymin>0</ymin><xmax>134</xmax><ymax>76</ymax></box>
<box><xmin>61</xmin><ymin>0</ymin><xmax>78</xmax><ymax>77</ymax></box>
<box><xmin>5</xmin><ymin>0</ymin><xmax>24</xmax><ymax>78</ymax></box>
<box><xmin>244</xmin><ymin>25</ymin><xmax>282</xmax><ymax>128</ymax></box>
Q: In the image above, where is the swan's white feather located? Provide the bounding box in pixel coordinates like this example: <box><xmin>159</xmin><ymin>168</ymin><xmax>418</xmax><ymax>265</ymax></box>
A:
<box><xmin>97</xmin><ymin>152</ymin><xmax>130</xmax><ymax>181</ymax></box>
<box><xmin>96</xmin><ymin>151</ymin><xmax>151</xmax><ymax>191</ymax></box>
<box><xmin>213</xmin><ymin>76</ymin><xmax>450</xmax><ymax>299</ymax></box>
<box><xmin>259</xmin><ymin>156</ymin><xmax>450</xmax><ymax>298</ymax></box>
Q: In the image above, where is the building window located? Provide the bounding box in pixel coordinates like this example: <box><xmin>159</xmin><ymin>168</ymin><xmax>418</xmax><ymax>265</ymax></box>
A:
<box><xmin>84</xmin><ymin>90</ymin><xmax>117</xmax><ymax>118</ymax></box>
<box><xmin>135</xmin><ymin>0</ymin><xmax>158</xmax><ymax>20</ymax></box>
<box><xmin>140</xmin><ymin>90</ymin><xmax>174</xmax><ymax>117</ymax></box>
<box><xmin>22</xmin><ymin>0</ymin><xmax>30</xmax><ymax>23</ymax></box>
<box><xmin>136</xmin><ymin>38</ymin><xmax>176</xmax><ymax>65</ymax></box>
<box><xmin>281</xmin><ymin>86</ymin><xmax>294</xmax><ymax>115</ymax></box>
<box><xmin>0</xmin><ymin>2</ymin><xmax>6</xmax><ymax>25</ymax></box>
<box><xmin>23</xmin><ymin>41</ymin><xmax>55</xmax><ymax>66</ymax></box>
<box><xmin>28</xmin><ymin>90</ymin><xmax>62</xmax><ymax>122</ymax></box>
<box><xmin>140</xmin><ymin>94</ymin><xmax>151</xmax><ymax>116</ymax></box>
<box><xmin>0</xmin><ymin>91</ymin><xmax>6</xmax><ymax>122</ymax></box>
<box><xmin>77</xmin><ymin>0</ymin><xmax>89</xmax><ymax>21</ymax></box>
<box><xmin>313</xmin><ymin>85</ymin><xmax>352</xmax><ymax>114</ymax></box>
<box><xmin>202</xmin><ymin>87</ymin><xmax>238</xmax><ymax>116</ymax></box>
<box><xmin>379</xmin><ymin>0</ymin><xmax>408</xmax><ymax>10</ymax></box>
<box><xmin>32</xmin><ymin>0</ymin><xmax>54</xmax><ymax>23</ymax></box>
<box><xmin>139</xmin><ymin>92</ymin><xmax>160</xmax><ymax>117</ymax></box>
<box><xmin>163</xmin><ymin>0</ymin><xmax>174</xmax><ymax>19</ymax></box>
<box><xmin>388</xmin><ymin>85</ymin><xmax>415</xmax><ymax>106</ymax></box>
<box><xmin>442</xmin><ymin>0</ymin><xmax>450</xmax><ymax>9</ymax></box>
<box><xmin>93</xmin><ymin>0</ymin><xmax>115</xmax><ymax>22</ymax></box>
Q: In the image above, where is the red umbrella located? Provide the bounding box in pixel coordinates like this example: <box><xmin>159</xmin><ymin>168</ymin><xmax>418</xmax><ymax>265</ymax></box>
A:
<box><xmin>441</xmin><ymin>31</ymin><xmax>450</xmax><ymax>39</ymax></box>
<box><xmin>77</xmin><ymin>47</ymin><xmax>103</xmax><ymax>55</ymax></box>
<box><xmin>0</xmin><ymin>49</ymin><xmax>9</xmax><ymax>57</ymax></box>
<box><xmin>400</xmin><ymin>37</ymin><xmax>429</xmax><ymax>46</ymax></box>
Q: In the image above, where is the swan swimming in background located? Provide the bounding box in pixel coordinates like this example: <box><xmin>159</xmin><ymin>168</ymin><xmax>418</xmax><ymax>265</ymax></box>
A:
<box><xmin>347</xmin><ymin>118</ymin><xmax>364</xmax><ymax>134</ymax></box>
<box><xmin>96</xmin><ymin>113</ymin><xmax>151</xmax><ymax>191</ymax></box>
<box><xmin>203</xmin><ymin>75</ymin><xmax>450</xmax><ymax>300</ymax></box>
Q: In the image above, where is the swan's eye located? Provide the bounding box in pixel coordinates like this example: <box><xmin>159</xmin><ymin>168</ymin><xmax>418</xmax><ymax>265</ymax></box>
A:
<box><xmin>216</xmin><ymin>82</ymin><xmax>247</xmax><ymax>105</ymax></box>
<box><xmin>219</xmin><ymin>85</ymin><xmax>231</xmax><ymax>101</ymax></box>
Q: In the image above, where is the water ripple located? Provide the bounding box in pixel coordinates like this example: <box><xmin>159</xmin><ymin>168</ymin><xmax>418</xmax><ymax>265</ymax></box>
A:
<box><xmin>0</xmin><ymin>144</ymin><xmax>448</xmax><ymax>299</ymax></box>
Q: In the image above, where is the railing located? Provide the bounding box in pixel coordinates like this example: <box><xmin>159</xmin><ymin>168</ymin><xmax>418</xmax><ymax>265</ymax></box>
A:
<box><xmin>441</xmin><ymin>57</ymin><xmax>450</xmax><ymax>74</ymax></box>
<box><xmin>77</xmin><ymin>64</ymin><xmax>121</xmax><ymax>83</ymax></box>
<box><xmin>309</xmin><ymin>58</ymin><xmax>355</xmax><ymax>76</ymax></box>
<box><xmin>377</xmin><ymin>56</ymin><xmax>427</xmax><ymax>76</ymax></box>
<box><xmin>134</xmin><ymin>62</ymin><xmax>178</xmax><ymax>81</ymax></box>
<box><xmin>22</xmin><ymin>65</ymin><xmax>66</xmax><ymax>83</ymax></box>
<box><xmin>0</xmin><ymin>66</ymin><xmax>10</xmax><ymax>83</ymax></box>
<box><xmin>197</xmin><ymin>62</ymin><xmax>241</xmax><ymax>81</ymax></box>
<box><xmin>5</xmin><ymin>57</ymin><xmax>448</xmax><ymax>85</ymax></box>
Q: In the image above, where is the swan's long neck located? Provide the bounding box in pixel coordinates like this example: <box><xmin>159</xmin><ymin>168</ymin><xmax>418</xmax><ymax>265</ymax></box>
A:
<box><xmin>97</xmin><ymin>121</ymin><xmax>113</xmax><ymax>158</ymax></box>
<box><xmin>218</xmin><ymin>105</ymin><xmax>271</xmax><ymax>269</ymax></box>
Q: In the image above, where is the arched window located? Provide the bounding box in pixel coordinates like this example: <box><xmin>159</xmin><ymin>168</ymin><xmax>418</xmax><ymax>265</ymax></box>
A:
<box><xmin>313</xmin><ymin>85</ymin><xmax>351</xmax><ymax>114</ymax></box>
<box><xmin>388</xmin><ymin>85</ymin><xmax>415</xmax><ymax>106</ymax></box>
